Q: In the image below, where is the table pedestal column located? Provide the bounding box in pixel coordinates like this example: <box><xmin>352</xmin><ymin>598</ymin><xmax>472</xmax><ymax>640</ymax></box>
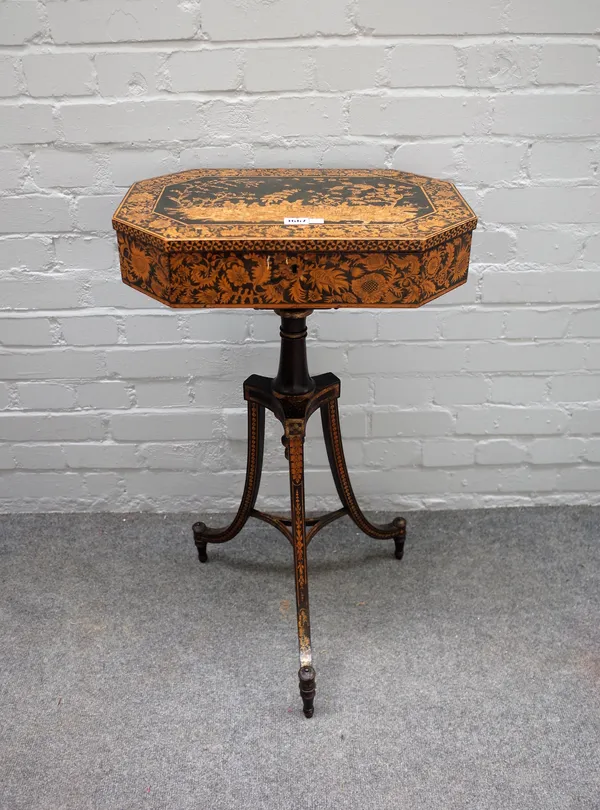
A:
<box><xmin>193</xmin><ymin>309</ymin><xmax>406</xmax><ymax>717</ymax></box>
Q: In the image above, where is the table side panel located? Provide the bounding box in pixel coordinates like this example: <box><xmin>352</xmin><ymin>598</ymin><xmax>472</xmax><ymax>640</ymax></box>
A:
<box><xmin>117</xmin><ymin>231</ymin><xmax>171</xmax><ymax>303</ymax></box>
<box><xmin>118</xmin><ymin>231</ymin><xmax>472</xmax><ymax>309</ymax></box>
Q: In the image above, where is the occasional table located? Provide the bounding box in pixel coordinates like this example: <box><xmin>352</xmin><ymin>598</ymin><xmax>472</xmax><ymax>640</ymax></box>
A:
<box><xmin>113</xmin><ymin>169</ymin><xmax>477</xmax><ymax>717</ymax></box>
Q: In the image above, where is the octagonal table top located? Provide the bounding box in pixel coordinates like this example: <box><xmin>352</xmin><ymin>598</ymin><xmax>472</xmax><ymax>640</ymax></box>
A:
<box><xmin>113</xmin><ymin>168</ymin><xmax>476</xmax><ymax>254</ymax></box>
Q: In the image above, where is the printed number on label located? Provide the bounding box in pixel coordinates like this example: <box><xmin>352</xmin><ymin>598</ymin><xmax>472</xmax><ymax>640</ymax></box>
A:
<box><xmin>284</xmin><ymin>217</ymin><xmax>325</xmax><ymax>225</ymax></box>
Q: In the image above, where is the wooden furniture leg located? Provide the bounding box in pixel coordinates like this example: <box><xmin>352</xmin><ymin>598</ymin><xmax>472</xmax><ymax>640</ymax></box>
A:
<box><xmin>286</xmin><ymin>420</ymin><xmax>316</xmax><ymax>718</ymax></box>
<box><xmin>193</xmin><ymin>400</ymin><xmax>265</xmax><ymax>562</ymax></box>
<box><xmin>321</xmin><ymin>397</ymin><xmax>407</xmax><ymax>559</ymax></box>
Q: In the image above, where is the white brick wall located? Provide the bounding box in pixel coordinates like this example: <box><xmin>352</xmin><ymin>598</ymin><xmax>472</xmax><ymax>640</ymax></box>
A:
<box><xmin>1</xmin><ymin>0</ymin><xmax>599</xmax><ymax>513</ymax></box>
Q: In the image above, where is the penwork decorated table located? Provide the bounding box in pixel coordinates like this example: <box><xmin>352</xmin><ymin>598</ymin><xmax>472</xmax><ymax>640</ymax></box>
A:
<box><xmin>113</xmin><ymin>169</ymin><xmax>477</xmax><ymax>717</ymax></box>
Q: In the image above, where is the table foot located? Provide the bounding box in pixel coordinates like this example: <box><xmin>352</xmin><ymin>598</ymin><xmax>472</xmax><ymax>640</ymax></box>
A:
<box><xmin>193</xmin><ymin>523</ymin><xmax>209</xmax><ymax>562</ymax></box>
<box><xmin>394</xmin><ymin>536</ymin><xmax>405</xmax><ymax>560</ymax></box>
<box><xmin>299</xmin><ymin>666</ymin><xmax>316</xmax><ymax>718</ymax></box>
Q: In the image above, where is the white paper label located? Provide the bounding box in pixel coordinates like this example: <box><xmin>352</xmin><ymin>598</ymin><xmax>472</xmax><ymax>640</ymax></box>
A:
<box><xmin>284</xmin><ymin>217</ymin><xmax>325</xmax><ymax>225</ymax></box>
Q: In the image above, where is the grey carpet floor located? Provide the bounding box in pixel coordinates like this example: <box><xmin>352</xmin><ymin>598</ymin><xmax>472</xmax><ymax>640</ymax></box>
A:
<box><xmin>0</xmin><ymin>507</ymin><xmax>599</xmax><ymax>810</ymax></box>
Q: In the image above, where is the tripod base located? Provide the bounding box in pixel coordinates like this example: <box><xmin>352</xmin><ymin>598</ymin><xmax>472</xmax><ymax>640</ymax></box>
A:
<box><xmin>193</xmin><ymin>310</ymin><xmax>406</xmax><ymax>717</ymax></box>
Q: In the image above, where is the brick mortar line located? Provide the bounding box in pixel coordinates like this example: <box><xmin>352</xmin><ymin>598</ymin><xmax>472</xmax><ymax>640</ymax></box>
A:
<box><xmin>3</xmin><ymin>33</ymin><xmax>600</xmax><ymax>52</ymax></box>
<box><xmin>3</xmin><ymin>87</ymin><xmax>599</xmax><ymax>105</ymax></box>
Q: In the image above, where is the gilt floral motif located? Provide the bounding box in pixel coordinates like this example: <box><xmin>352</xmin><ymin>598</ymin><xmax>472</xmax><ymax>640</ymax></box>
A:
<box><xmin>154</xmin><ymin>174</ymin><xmax>435</xmax><ymax>227</ymax></box>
